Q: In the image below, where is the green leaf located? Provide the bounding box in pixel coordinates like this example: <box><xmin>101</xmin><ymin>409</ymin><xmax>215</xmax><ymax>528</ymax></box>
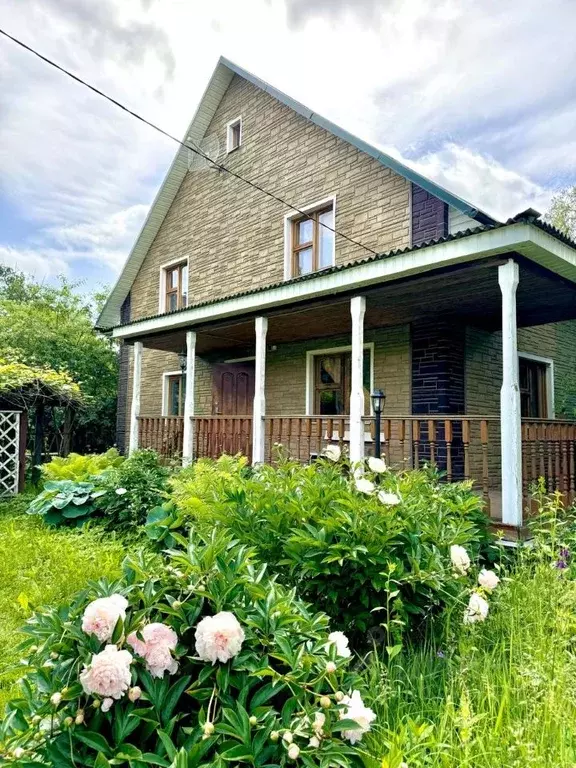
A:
<box><xmin>76</xmin><ymin>730</ymin><xmax>112</xmax><ymax>754</ymax></box>
<box><xmin>94</xmin><ymin>753</ymin><xmax>111</xmax><ymax>768</ymax></box>
<box><xmin>157</xmin><ymin>730</ymin><xmax>177</xmax><ymax>761</ymax></box>
<box><xmin>115</xmin><ymin>743</ymin><xmax>143</xmax><ymax>759</ymax></box>
<box><xmin>221</xmin><ymin>744</ymin><xmax>254</xmax><ymax>761</ymax></box>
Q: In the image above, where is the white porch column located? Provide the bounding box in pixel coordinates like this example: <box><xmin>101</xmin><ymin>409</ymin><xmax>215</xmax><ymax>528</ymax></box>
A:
<box><xmin>128</xmin><ymin>341</ymin><xmax>143</xmax><ymax>456</ymax></box>
<box><xmin>498</xmin><ymin>259</ymin><xmax>523</xmax><ymax>527</ymax></box>
<box><xmin>252</xmin><ymin>316</ymin><xmax>268</xmax><ymax>464</ymax></box>
<box><xmin>349</xmin><ymin>295</ymin><xmax>366</xmax><ymax>464</ymax></box>
<box><xmin>182</xmin><ymin>330</ymin><xmax>197</xmax><ymax>465</ymax></box>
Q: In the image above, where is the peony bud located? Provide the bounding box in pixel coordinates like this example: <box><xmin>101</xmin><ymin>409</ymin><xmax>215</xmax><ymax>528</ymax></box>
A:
<box><xmin>288</xmin><ymin>744</ymin><xmax>300</xmax><ymax>760</ymax></box>
<box><xmin>29</xmin><ymin>645</ymin><xmax>38</xmax><ymax>654</ymax></box>
<box><xmin>128</xmin><ymin>686</ymin><xmax>142</xmax><ymax>702</ymax></box>
<box><xmin>63</xmin><ymin>716</ymin><xmax>73</xmax><ymax>727</ymax></box>
<box><xmin>309</xmin><ymin>735</ymin><xmax>320</xmax><ymax>748</ymax></box>
<box><xmin>31</xmin><ymin>715</ymin><xmax>42</xmax><ymax>725</ymax></box>
<box><xmin>203</xmin><ymin>722</ymin><xmax>215</xmax><ymax>735</ymax></box>
<box><xmin>197</xmin><ymin>584</ymin><xmax>205</xmax><ymax>592</ymax></box>
<box><xmin>172</xmin><ymin>600</ymin><xmax>182</xmax><ymax>609</ymax></box>
<box><xmin>320</xmin><ymin>696</ymin><xmax>331</xmax><ymax>709</ymax></box>
<box><xmin>249</xmin><ymin>715</ymin><xmax>257</xmax><ymax>726</ymax></box>
<box><xmin>92</xmin><ymin>699</ymin><xmax>101</xmax><ymax>709</ymax></box>
<box><xmin>335</xmin><ymin>691</ymin><xmax>344</xmax><ymax>702</ymax></box>
<box><xmin>50</xmin><ymin>652</ymin><xmax>59</xmax><ymax>660</ymax></box>
<box><xmin>101</xmin><ymin>698</ymin><xmax>114</xmax><ymax>713</ymax></box>
<box><xmin>325</xmin><ymin>661</ymin><xmax>337</xmax><ymax>674</ymax></box>
<box><xmin>13</xmin><ymin>747</ymin><xmax>25</xmax><ymax>759</ymax></box>
<box><xmin>270</xmin><ymin>730</ymin><xmax>280</xmax><ymax>742</ymax></box>
<box><xmin>282</xmin><ymin>730</ymin><xmax>294</xmax><ymax>744</ymax></box>
<box><xmin>50</xmin><ymin>692</ymin><xmax>62</xmax><ymax>706</ymax></box>
<box><xmin>75</xmin><ymin>710</ymin><xmax>85</xmax><ymax>725</ymax></box>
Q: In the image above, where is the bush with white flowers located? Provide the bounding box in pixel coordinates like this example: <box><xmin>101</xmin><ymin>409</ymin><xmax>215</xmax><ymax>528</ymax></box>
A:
<box><xmin>0</xmin><ymin>532</ymin><xmax>372</xmax><ymax>766</ymax></box>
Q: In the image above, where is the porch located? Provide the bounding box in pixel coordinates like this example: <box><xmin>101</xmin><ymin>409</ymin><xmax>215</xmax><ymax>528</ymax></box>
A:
<box><xmin>112</xmin><ymin>220</ymin><xmax>576</xmax><ymax>533</ymax></box>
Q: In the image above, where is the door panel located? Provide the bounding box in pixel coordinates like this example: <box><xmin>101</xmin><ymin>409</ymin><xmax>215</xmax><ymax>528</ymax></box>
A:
<box><xmin>212</xmin><ymin>364</ymin><xmax>255</xmax><ymax>415</ymax></box>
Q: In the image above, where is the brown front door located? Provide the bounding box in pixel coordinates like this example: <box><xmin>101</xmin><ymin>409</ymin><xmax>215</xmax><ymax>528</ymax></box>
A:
<box><xmin>206</xmin><ymin>363</ymin><xmax>255</xmax><ymax>459</ymax></box>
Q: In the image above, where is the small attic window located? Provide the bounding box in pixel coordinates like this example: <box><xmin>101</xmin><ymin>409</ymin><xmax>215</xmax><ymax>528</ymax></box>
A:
<box><xmin>226</xmin><ymin>116</ymin><xmax>242</xmax><ymax>152</ymax></box>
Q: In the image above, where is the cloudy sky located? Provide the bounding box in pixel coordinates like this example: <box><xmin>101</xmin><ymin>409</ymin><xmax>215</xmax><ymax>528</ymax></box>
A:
<box><xmin>1</xmin><ymin>0</ymin><xmax>575</xmax><ymax>289</ymax></box>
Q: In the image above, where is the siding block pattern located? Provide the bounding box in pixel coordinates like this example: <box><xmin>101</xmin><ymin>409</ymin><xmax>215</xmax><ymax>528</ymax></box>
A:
<box><xmin>411</xmin><ymin>184</ymin><xmax>448</xmax><ymax>246</ymax></box>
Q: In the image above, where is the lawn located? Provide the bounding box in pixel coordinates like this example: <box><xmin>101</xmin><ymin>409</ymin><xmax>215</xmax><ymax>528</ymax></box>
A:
<box><xmin>0</xmin><ymin>495</ymin><xmax>126</xmax><ymax>710</ymax></box>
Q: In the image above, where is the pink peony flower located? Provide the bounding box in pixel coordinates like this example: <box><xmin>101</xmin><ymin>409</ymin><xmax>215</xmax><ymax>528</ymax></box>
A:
<box><xmin>195</xmin><ymin>611</ymin><xmax>245</xmax><ymax>664</ymax></box>
<box><xmin>79</xmin><ymin>644</ymin><xmax>132</xmax><ymax>700</ymax></box>
<box><xmin>127</xmin><ymin>623</ymin><xmax>179</xmax><ymax>678</ymax></box>
<box><xmin>81</xmin><ymin>594</ymin><xmax>128</xmax><ymax>643</ymax></box>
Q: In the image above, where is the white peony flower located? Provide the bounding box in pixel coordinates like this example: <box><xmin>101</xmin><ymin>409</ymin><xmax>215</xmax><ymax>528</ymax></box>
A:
<box><xmin>127</xmin><ymin>623</ymin><xmax>178</xmax><ymax>678</ymax></box>
<box><xmin>378</xmin><ymin>491</ymin><xmax>400</xmax><ymax>506</ymax></box>
<box><xmin>478</xmin><ymin>569</ymin><xmax>500</xmax><ymax>591</ymax></box>
<box><xmin>326</xmin><ymin>630</ymin><xmax>351</xmax><ymax>658</ymax></box>
<box><xmin>324</xmin><ymin>444</ymin><xmax>341</xmax><ymax>462</ymax></box>
<box><xmin>288</xmin><ymin>744</ymin><xmax>300</xmax><ymax>760</ymax></box>
<box><xmin>450</xmin><ymin>545</ymin><xmax>471</xmax><ymax>576</ymax></box>
<box><xmin>80</xmin><ymin>645</ymin><xmax>132</xmax><ymax>700</ymax></box>
<box><xmin>355</xmin><ymin>477</ymin><xmax>375</xmax><ymax>495</ymax></box>
<box><xmin>339</xmin><ymin>690</ymin><xmax>376</xmax><ymax>744</ymax></box>
<box><xmin>464</xmin><ymin>592</ymin><xmax>489</xmax><ymax>624</ymax></box>
<box><xmin>115</xmin><ymin>487</ymin><xmax>128</xmax><ymax>495</ymax></box>
<box><xmin>367</xmin><ymin>456</ymin><xmax>386</xmax><ymax>473</ymax></box>
<box><xmin>282</xmin><ymin>731</ymin><xmax>294</xmax><ymax>744</ymax></box>
<box><xmin>195</xmin><ymin>611</ymin><xmax>245</xmax><ymax>664</ymax></box>
<box><xmin>312</xmin><ymin>712</ymin><xmax>325</xmax><ymax>733</ymax></box>
<box><xmin>50</xmin><ymin>692</ymin><xmax>62</xmax><ymax>706</ymax></box>
<box><xmin>82</xmin><ymin>594</ymin><xmax>128</xmax><ymax>643</ymax></box>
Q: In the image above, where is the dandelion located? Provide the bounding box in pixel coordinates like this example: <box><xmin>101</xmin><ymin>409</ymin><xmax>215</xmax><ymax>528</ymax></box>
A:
<box><xmin>450</xmin><ymin>545</ymin><xmax>471</xmax><ymax>576</ymax></box>
<box><xmin>464</xmin><ymin>592</ymin><xmax>489</xmax><ymax>624</ymax></box>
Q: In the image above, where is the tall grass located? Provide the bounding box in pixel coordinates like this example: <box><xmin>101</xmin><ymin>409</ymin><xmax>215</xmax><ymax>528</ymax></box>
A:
<box><xmin>0</xmin><ymin>496</ymin><xmax>126</xmax><ymax>709</ymax></box>
<box><xmin>364</xmin><ymin>506</ymin><xmax>576</xmax><ymax>767</ymax></box>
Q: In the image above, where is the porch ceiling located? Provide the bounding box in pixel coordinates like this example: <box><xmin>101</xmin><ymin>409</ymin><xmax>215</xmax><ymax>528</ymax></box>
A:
<box><xmin>134</xmin><ymin>257</ymin><xmax>576</xmax><ymax>355</ymax></box>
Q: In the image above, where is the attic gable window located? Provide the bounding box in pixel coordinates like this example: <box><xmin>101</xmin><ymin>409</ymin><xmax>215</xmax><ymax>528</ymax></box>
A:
<box><xmin>226</xmin><ymin>116</ymin><xmax>242</xmax><ymax>152</ymax></box>
<box><xmin>284</xmin><ymin>197</ymin><xmax>336</xmax><ymax>279</ymax></box>
<box><xmin>160</xmin><ymin>260</ymin><xmax>188</xmax><ymax>313</ymax></box>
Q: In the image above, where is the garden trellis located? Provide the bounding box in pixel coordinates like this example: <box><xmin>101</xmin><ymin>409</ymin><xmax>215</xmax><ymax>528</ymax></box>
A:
<box><xmin>0</xmin><ymin>410</ymin><xmax>20</xmax><ymax>496</ymax></box>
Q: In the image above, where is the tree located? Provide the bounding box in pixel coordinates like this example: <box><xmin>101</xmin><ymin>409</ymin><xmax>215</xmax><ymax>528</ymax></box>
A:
<box><xmin>0</xmin><ymin>268</ymin><xmax>118</xmax><ymax>453</ymax></box>
<box><xmin>548</xmin><ymin>186</ymin><xmax>576</xmax><ymax>239</ymax></box>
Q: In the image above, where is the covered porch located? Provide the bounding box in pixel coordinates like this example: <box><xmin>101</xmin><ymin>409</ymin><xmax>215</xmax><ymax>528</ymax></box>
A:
<box><xmin>113</xmin><ymin>221</ymin><xmax>576</xmax><ymax>532</ymax></box>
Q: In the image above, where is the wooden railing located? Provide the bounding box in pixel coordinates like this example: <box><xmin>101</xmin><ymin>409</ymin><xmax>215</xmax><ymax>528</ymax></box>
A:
<box><xmin>193</xmin><ymin>416</ymin><xmax>253</xmax><ymax>462</ymax></box>
<box><xmin>138</xmin><ymin>416</ymin><xmax>183</xmax><ymax>457</ymax></box>
<box><xmin>522</xmin><ymin>419</ymin><xmax>576</xmax><ymax>504</ymax></box>
<box><xmin>264</xmin><ymin>416</ymin><xmax>349</xmax><ymax>464</ymax></box>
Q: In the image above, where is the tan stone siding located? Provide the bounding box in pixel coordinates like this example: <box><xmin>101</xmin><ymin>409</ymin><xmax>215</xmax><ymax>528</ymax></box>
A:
<box><xmin>130</xmin><ymin>74</ymin><xmax>410</xmax><ymax>321</ymax></box>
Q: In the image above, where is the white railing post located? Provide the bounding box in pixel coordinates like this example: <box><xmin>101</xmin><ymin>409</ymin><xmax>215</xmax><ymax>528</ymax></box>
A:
<box><xmin>129</xmin><ymin>341</ymin><xmax>143</xmax><ymax>456</ymax></box>
<box><xmin>349</xmin><ymin>296</ymin><xmax>366</xmax><ymax>464</ymax></box>
<box><xmin>252</xmin><ymin>316</ymin><xmax>268</xmax><ymax>464</ymax></box>
<box><xmin>182</xmin><ymin>330</ymin><xmax>197</xmax><ymax>465</ymax></box>
<box><xmin>498</xmin><ymin>259</ymin><xmax>522</xmax><ymax>527</ymax></box>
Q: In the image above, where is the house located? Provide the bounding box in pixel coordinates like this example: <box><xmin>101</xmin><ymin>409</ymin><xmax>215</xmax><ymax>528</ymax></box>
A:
<box><xmin>97</xmin><ymin>57</ymin><xmax>576</xmax><ymax>533</ymax></box>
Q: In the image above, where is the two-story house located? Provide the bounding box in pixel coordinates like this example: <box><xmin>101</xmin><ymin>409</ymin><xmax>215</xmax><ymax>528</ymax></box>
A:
<box><xmin>97</xmin><ymin>57</ymin><xmax>576</xmax><ymax>534</ymax></box>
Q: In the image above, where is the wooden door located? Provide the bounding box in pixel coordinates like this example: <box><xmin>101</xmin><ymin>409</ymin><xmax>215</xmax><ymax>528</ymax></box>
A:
<box><xmin>204</xmin><ymin>364</ymin><xmax>255</xmax><ymax>459</ymax></box>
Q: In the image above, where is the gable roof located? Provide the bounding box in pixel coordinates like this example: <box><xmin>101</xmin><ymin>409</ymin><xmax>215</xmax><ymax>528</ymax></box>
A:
<box><xmin>97</xmin><ymin>56</ymin><xmax>497</xmax><ymax>330</ymax></box>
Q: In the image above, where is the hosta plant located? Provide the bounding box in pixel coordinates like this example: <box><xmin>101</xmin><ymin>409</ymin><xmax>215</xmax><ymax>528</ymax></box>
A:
<box><xmin>1</xmin><ymin>531</ymin><xmax>372</xmax><ymax>767</ymax></box>
<box><xmin>26</xmin><ymin>480</ymin><xmax>106</xmax><ymax>527</ymax></box>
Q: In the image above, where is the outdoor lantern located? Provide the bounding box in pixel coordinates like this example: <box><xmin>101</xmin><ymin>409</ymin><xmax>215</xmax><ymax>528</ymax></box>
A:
<box><xmin>371</xmin><ymin>389</ymin><xmax>386</xmax><ymax>459</ymax></box>
<box><xmin>178</xmin><ymin>350</ymin><xmax>187</xmax><ymax>374</ymax></box>
<box><xmin>371</xmin><ymin>389</ymin><xmax>386</xmax><ymax>415</ymax></box>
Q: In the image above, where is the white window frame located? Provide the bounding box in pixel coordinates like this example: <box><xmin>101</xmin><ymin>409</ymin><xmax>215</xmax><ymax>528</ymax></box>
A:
<box><xmin>284</xmin><ymin>195</ymin><xmax>336</xmax><ymax>280</ymax></box>
<box><xmin>161</xmin><ymin>370</ymin><xmax>184</xmax><ymax>417</ymax></box>
<box><xmin>518</xmin><ymin>351</ymin><xmax>555</xmax><ymax>418</ymax></box>
<box><xmin>158</xmin><ymin>256</ymin><xmax>189</xmax><ymax>314</ymax></box>
<box><xmin>305</xmin><ymin>342</ymin><xmax>375</xmax><ymax>416</ymax></box>
<box><xmin>226</xmin><ymin>116</ymin><xmax>242</xmax><ymax>153</ymax></box>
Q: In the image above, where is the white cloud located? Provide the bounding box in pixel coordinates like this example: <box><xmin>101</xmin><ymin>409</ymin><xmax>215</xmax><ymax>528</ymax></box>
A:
<box><xmin>0</xmin><ymin>0</ymin><xmax>574</xmax><ymax>285</ymax></box>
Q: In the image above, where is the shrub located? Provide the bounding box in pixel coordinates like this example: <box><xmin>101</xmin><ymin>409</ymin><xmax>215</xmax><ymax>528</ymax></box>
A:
<box><xmin>26</xmin><ymin>479</ymin><xmax>106</xmax><ymax>527</ymax></box>
<box><xmin>97</xmin><ymin>449</ymin><xmax>171</xmax><ymax>531</ymax></box>
<box><xmin>164</xmin><ymin>456</ymin><xmax>492</xmax><ymax>644</ymax></box>
<box><xmin>41</xmin><ymin>449</ymin><xmax>124</xmax><ymax>482</ymax></box>
<box><xmin>0</xmin><ymin>501</ymin><xmax>125</xmax><ymax>712</ymax></box>
<box><xmin>1</xmin><ymin>532</ymin><xmax>372</xmax><ymax>767</ymax></box>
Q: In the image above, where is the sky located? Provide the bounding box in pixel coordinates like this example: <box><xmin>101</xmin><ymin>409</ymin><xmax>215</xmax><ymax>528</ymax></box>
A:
<box><xmin>1</xmin><ymin>0</ymin><xmax>575</xmax><ymax>290</ymax></box>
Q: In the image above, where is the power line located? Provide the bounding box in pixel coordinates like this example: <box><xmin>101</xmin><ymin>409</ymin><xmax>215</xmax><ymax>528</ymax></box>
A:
<box><xmin>0</xmin><ymin>28</ymin><xmax>379</xmax><ymax>257</ymax></box>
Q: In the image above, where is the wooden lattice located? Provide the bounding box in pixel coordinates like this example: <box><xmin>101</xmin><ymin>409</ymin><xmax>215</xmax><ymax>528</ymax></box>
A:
<box><xmin>0</xmin><ymin>411</ymin><xmax>20</xmax><ymax>497</ymax></box>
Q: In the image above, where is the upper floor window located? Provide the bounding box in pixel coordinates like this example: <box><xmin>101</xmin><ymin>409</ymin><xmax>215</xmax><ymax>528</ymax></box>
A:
<box><xmin>226</xmin><ymin>116</ymin><xmax>242</xmax><ymax>152</ymax></box>
<box><xmin>285</xmin><ymin>198</ymin><xmax>335</xmax><ymax>279</ymax></box>
<box><xmin>161</xmin><ymin>261</ymin><xmax>188</xmax><ymax>313</ymax></box>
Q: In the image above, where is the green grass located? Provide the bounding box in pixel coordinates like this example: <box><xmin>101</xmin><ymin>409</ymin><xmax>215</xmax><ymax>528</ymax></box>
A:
<box><xmin>0</xmin><ymin>495</ymin><xmax>127</xmax><ymax>710</ymax></box>
<box><xmin>363</xmin><ymin>551</ymin><xmax>576</xmax><ymax>767</ymax></box>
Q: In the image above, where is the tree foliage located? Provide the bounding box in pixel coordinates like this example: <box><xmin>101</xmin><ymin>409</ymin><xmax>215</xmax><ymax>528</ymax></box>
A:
<box><xmin>548</xmin><ymin>186</ymin><xmax>576</xmax><ymax>240</ymax></box>
<box><xmin>0</xmin><ymin>267</ymin><xmax>118</xmax><ymax>452</ymax></box>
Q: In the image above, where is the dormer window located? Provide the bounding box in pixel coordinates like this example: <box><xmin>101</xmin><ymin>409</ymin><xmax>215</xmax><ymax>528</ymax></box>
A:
<box><xmin>160</xmin><ymin>260</ymin><xmax>188</xmax><ymax>313</ymax></box>
<box><xmin>226</xmin><ymin>116</ymin><xmax>242</xmax><ymax>152</ymax></box>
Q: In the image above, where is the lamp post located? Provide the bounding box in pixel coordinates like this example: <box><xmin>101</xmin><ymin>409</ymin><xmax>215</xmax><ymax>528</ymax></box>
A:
<box><xmin>371</xmin><ymin>389</ymin><xmax>386</xmax><ymax>459</ymax></box>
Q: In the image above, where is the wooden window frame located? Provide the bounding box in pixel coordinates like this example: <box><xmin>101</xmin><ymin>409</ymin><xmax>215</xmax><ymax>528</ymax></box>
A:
<box><xmin>305</xmin><ymin>343</ymin><xmax>374</xmax><ymax>416</ymax></box>
<box><xmin>519</xmin><ymin>354</ymin><xmax>553</xmax><ymax>419</ymax></box>
<box><xmin>284</xmin><ymin>196</ymin><xmax>336</xmax><ymax>279</ymax></box>
<box><xmin>291</xmin><ymin>205</ymin><xmax>334</xmax><ymax>278</ymax></box>
<box><xmin>226</xmin><ymin>116</ymin><xmax>242</xmax><ymax>152</ymax></box>
<box><xmin>161</xmin><ymin>261</ymin><xmax>188</xmax><ymax>313</ymax></box>
<box><xmin>162</xmin><ymin>371</ymin><xmax>185</xmax><ymax>417</ymax></box>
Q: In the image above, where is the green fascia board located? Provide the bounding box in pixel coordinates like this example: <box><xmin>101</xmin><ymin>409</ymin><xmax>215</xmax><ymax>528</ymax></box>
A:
<box><xmin>220</xmin><ymin>57</ymin><xmax>497</xmax><ymax>226</ymax></box>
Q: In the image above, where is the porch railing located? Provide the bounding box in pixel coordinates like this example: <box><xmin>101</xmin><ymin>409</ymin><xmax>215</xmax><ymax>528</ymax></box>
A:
<box><xmin>136</xmin><ymin>414</ymin><xmax>576</xmax><ymax>508</ymax></box>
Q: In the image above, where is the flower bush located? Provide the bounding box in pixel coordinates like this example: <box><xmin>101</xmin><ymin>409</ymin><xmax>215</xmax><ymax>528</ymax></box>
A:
<box><xmin>1</xmin><ymin>532</ymin><xmax>372</xmax><ymax>766</ymax></box>
<box><xmin>159</xmin><ymin>455</ymin><xmax>493</xmax><ymax>643</ymax></box>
